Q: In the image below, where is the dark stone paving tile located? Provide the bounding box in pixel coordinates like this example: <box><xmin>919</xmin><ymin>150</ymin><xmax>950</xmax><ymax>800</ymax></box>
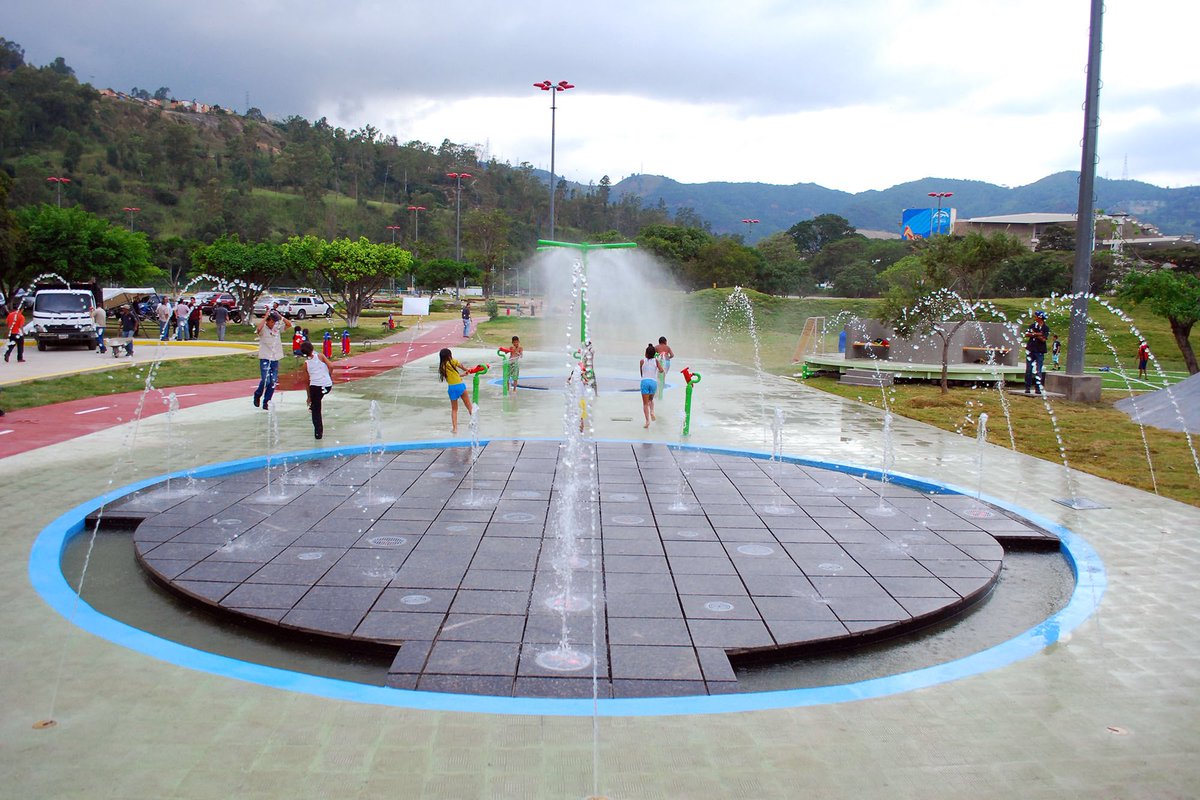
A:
<box><xmin>680</xmin><ymin>595</ymin><xmax>761</xmax><ymax>621</ymax></box>
<box><xmin>765</xmin><ymin>619</ymin><xmax>849</xmax><ymax>644</ymax></box>
<box><xmin>141</xmin><ymin>558</ymin><xmax>197</xmax><ymax>579</ymax></box>
<box><xmin>521</xmin><ymin>614</ymin><xmax>605</xmax><ymax>646</ymax></box>
<box><xmin>229</xmin><ymin>607</ymin><xmax>288</xmax><ymax>623</ymax></box>
<box><xmin>245</xmin><ymin>562</ymin><xmax>329</xmax><ymax>585</ymax></box>
<box><xmin>449</xmin><ymin>589</ymin><xmax>531</xmax><ymax>616</ymax></box>
<box><xmin>514</xmin><ymin>677</ymin><xmax>613</xmax><ymax>699</ymax></box>
<box><xmin>417</xmin><ymin>674</ymin><xmax>516</xmax><ymax>696</ymax></box>
<box><xmin>375</xmin><ymin>588</ymin><xmax>456</xmax><ymax>613</ymax></box>
<box><xmin>484</xmin><ymin>522</ymin><xmax>545</xmax><ymax>538</ymax></box>
<box><xmin>663</xmin><ymin>541</ymin><xmax>727</xmax><ymax>559</ymax></box>
<box><xmin>291</xmin><ymin>529</ymin><xmax>365</xmax><ymax>548</ymax></box>
<box><xmin>461</xmin><ymin>569</ymin><xmax>535</xmax><ymax>592</ymax></box>
<box><xmin>771</xmin><ymin>528</ymin><xmax>836</xmax><ymax>544</ymax></box>
<box><xmin>139</xmin><ymin>541</ymin><xmax>220</xmax><ymax>562</ymax></box>
<box><xmin>853</xmin><ymin>558</ymin><xmax>934</xmax><ymax>577</ymax></box>
<box><xmin>827</xmin><ymin>595</ymin><xmax>910</xmax><ymax>622</ymax></box>
<box><xmin>739</xmin><ymin>574</ymin><xmax>817</xmax><ymax>597</ymax></box>
<box><xmin>603</xmin><ymin>538</ymin><xmax>665</xmax><ymax>557</ymax></box>
<box><xmin>172</xmin><ymin>526</ymin><xmax>248</xmax><ymax>545</ymax></box>
<box><xmin>295</xmin><ymin>585</ymin><xmax>382</xmax><ymax>611</ymax></box>
<box><xmin>752</xmin><ymin>595</ymin><xmax>839</xmax><ymax>622</ymax></box>
<box><xmin>388</xmin><ymin>639</ymin><xmax>434</xmax><ymax>673</ymax></box>
<box><xmin>390</xmin><ymin>566</ymin><xmax>467</xmax><ymax>590</ymax></box>
<box><xmin>609</xmin><ymin>617</ymin><xmax>693</xmax><ymax>646</ymax></box>
<box><xmin>611</xmin><ymin>680</ymin><xmax>708</xmax><ymax>698</ymax></box>
<box><xmin>603</xmin><ymin>592</ymin><xmax>683</xmax><ymax>618</ymax></box>
<box><xmin>732</xmin><ymin>557</ymin><xmax>804</xmax><ymax>577</ymax></box>
<box><xmin>222</xmin><ymin>582</ymin><xmax>309</xmax><ymax>610</ymax></box>
<box><xmin>898</xmin><ymin>596</ymin><xmax>956</xmax><ymax>617</ymax></box>
<box><xmin>316</xmin><ymin>563</ymin><xmax>400</xmax><ymax>587</ymax></box>
<box><xmin>600</xmin><ymin>526</ymin><xmax>659</xmax><ymax>541</ymax></box>
<box><xmin>178</xmin><ymin>560</ymin><xmax>262</xmax><ymax>583</ymax></box>
<box><xmin>809</xmin><ymin>576</ymin><xmax>890</xmax><ymax>598</ymax></box>
<box><xmin>355</xmin><ymin>611</ymin><xmax>445</xmax><ymax>642</ymax></box>
<box><xmin>672</xmin><ymin>573</ymin><xmax>748</xmax><ymax>596</ymax></box>
<box><xmin>942</xmin><ymin>575</ymin><xmax>996</xmax><ymax>597</ymax></box>
<box><xmin>610</xmin><ymin>645</ymin><xmax>702</xmax><ymax>681</ymax></box>
<box><xmin>916</xmin><ymin>558</ymin><xmax>996</xmax><ymax>578</ymax></box>
<box><xmin>665</xmin><ymin>556</ymin><xmax>738</xmax><ymax>576</ymax></box>
<box><xmin>175</xmin><ymin>580</ymin><xmax>238</xmax><ymax>602</ymax></box>
<box><xmin>695</xmin><ymin>647</ymin><xmax>737</xmax><ymax>682</ymax></box>
<box><xmin>876</xmin><ymin>576</ymin><xmax>958</xmax><ymax>598</ymax></box>
<box><xmin>337</xmin><ymin>547</ymin><xmax>412</xmax><ymax>569</ymax></box>
<box><xmin>712</xmin><ymin>528</ymin><xmax>776</xmax><ymax>543</ymax></box>
<box><xmin>424</xmin><ymin>641</ymin><xmax>520</xmax><ymax>676</ymax></box>
<box><xmin>686</xmin><ymin>619</ymin><xmax>774</xmax><ymax>649</ymax></box>
<box><xmin>603</xmin><ymin>554</ymin><xmax>670</xmax><ymax>574</ymax></box>
<box><xmin>957</xmin><ymin>543</ymin><xmax>1006</xmax><ymax>561</ymax></box>
<box><xmin>438</xmin><ymin>613</ymin><xmax>526</xmax><ymax>642</ymax></box>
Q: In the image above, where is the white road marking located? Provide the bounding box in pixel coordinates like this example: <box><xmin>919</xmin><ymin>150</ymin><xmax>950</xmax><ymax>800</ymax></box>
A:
<box><xmin>74</xmin><ymin>406</ymin><xmax>114</xmax><ymax>416</ymax></box>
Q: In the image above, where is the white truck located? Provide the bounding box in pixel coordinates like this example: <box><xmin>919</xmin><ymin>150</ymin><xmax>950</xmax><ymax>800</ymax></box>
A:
<box><xmin>28</xmin><ymin>288</ymin><xmax>100</xmax><ymax>351</ymax></box>
<box><xmin>284</xmin><ymin>295</ymin><xmax>333</xmax><ymax>320</ymax></box>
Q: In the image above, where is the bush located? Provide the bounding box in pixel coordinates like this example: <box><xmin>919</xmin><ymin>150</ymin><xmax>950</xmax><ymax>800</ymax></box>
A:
<box><xmin>485</xmin><ymin>298</ymin><xmax>500</xmax><ymax>319</ymax></box>
<box><xmin>430</xmin><ymin>299</ymin><xmax>446</xmax><ymax>313</ymax></box>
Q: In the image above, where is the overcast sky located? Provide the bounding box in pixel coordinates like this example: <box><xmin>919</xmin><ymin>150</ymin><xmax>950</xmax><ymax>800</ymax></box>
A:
<box><xmin>6</xmin><ymin>1</ymin><xmax>1198</xmax><ymax>192</ymax></box>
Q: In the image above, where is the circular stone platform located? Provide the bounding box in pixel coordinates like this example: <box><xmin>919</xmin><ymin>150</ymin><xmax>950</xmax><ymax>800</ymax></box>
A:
<box><xmin>121</xmin><ymin>441</ymin><xmax>1058</xmax><ymax>698</ymax></box>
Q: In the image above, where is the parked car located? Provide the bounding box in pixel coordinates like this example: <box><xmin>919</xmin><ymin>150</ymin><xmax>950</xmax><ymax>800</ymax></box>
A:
<box><xmin>199</xmin><ymin>291</ymin><xmax>243</xmax><ymax>323</ymax></box>
<box><xmin>285</xmin><ymin>295</ymin><xmax>333</xmax><ymax>319</ymax></box>
<box><xmin>253</xmin><ymin>296</ymin><xmax>286</xmax><ymax>317</ymax></box>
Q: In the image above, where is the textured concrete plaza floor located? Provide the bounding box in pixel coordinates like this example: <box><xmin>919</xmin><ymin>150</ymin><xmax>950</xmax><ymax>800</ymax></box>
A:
<box><xmin>3</xmin><ymin>347</ymin><xmax>1199</xmax><ymax>798</ymax></box>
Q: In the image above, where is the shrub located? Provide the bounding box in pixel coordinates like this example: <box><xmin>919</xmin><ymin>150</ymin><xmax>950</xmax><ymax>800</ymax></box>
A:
<box><xmin>485</xmin><ymin>298</ymin><xmax>500</xmax><ymax>319</ymax></box>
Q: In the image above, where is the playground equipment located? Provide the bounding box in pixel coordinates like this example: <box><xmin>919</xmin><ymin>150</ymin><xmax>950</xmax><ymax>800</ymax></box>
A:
<box><xmin>467</xmin><ymin>364</ymin><xmax>489</xmax><ymax>403</ymax></box>
<box><xmin>536</xmin><ymin>240</ymin><xmax>637</xmax><ymax>345</ymax></box>
<box><xmin>498</xmin><ymin>347</ymin><xmax>514</xmax><ymax>396</ymax></box>
<box><xmin>680</xmin><ymin>366</ymin><xmax>702</xmax><ymax>436</ymax></box>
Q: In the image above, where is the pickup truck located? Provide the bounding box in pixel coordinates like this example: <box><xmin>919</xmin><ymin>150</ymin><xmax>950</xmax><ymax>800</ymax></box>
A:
<box><xmin>284</xmin><ymin>295</ymin><xmax>333</xmax><ymax>320</ymax></box>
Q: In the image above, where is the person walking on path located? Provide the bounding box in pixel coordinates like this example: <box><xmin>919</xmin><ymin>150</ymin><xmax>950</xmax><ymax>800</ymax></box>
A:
<box><xmin>187</xmin><ymin>299</ymin><xmax>202</xmax><ymax>340</ymax></box>
<box><xmin>655</xmin><ymin>336</ymin><xmax>674</xmax><ymax>396</ymax></box>
<box><xmin>252</xmin><ymin>310</ymin><xmax>292</xmax><ymax>411</ymax></box>
<box><xmin>639</xmin><ymin>343</ymin><xmax>664</xmax><ymax>428</ymax></box>
<box><xmin>461</xmin><ymin>302</ymin><xmax>472</xmax><ymax>337</ymax></box>
<box><xmin>118</xmin><ymin>305</ymin><xmax>137</xmax><ymax>357</ymax></box>
<box><xmin>1137</xmin><ymin>341</ymin><xmax>1151</xmax><ymax>379</ymax></box>
<box><xmin>1051</xmin><ymin>335</ymin><xmax>1061</xmax><ymax>371</ymax></box>
<box><xmin>92</xmin><ymin>303</ymin><xmax>108</xmax><ymax>354</ymax></box>
<box><xmin>211</xmin><ymin>303</ymin><xmax>230</xmax><ymax>342</ymax></box>
<box><xmin>507</xmin><ymin>336</ymin><xmax>523</xmax><ymax>391</ymax></box>
<box><xmin>1023</xmin><ymin>310</ymin><xmax>1050</xmax><ymax>394</ymax></box>
<box><xmin>4</xmin><ymin>304</ymin><xmax>26</xmax><ymax>363</ymax></box>
<box><xmin>156</xmin><ymin>298</ymin><xmax>172</xmax><ymax>340</ymax></box>
<box><xmin>302</xmin><ymin>340</ymin><xmax>335</xmax><ymax>440</ymax></box>
<box><xmin>438</xmin><ymin>347</ymin><xmax>474</xmax><ymax>434</ymax></box>
<box><xmin>174</xmin><ymin>299</ymin><xmax>191</xmax><ymax>341</ymax></box>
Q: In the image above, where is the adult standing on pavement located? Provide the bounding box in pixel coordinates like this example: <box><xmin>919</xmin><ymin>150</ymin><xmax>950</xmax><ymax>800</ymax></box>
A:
<box><xmin>252</xmin><ymin>310</ymin><xmax>292</xmax><ymax>411</ymax></box>
<box><xmin>4</xmin><ymin>303</ymin><xmax>26</xmax><ymax>363</ymax></box>
<box><xmin>118</xmin><ymin>305</ymin><xmax>137</xmax><ymax>357</ymax></box>
<box><xmin>211</xmin><ymin>302</ymin><xmax>230</xmax><ymax>342</ymax></box>
<box><xmin>1023</xmin><ymin>310</ymin><xmax>1051</xmax><ymax>394</ymax></box>
<box><xmin>461</xmin><ymin>301</ymin><xmax>472</xmax><ymax>337</ymax></box>
<box><xmin>92</xmin><ymin>303</ymin><xmax>108</xmax><ymax>354</ymax></box>
<box><xmin>174</xmin><ymin>299</ymin><xmax>190</xmax><ymax>341</ymax></box>
<box><xmin>156</xmin><ymin>297</ymin><xmax>172</xmax><ymax>340</ymax></box>
<box><xmin>187</xmin><ymin>298</ymin><xmax>201</xmax><ymax>340</ymax></box>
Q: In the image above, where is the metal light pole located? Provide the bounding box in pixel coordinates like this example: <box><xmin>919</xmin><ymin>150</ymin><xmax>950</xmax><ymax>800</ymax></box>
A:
<box><xmin>446</xmin><ymin>174</ymin><xmax>471</xmax><ymax>261</ymax></box>
<box><xmin>407</xmin><ymin>205</ymin><xmax>426</xmax><ymax>243</ymax></box>
<box><xmin>533</xmin><ymin>80</ymin><xmax>574</xmax><ymax>240</ymax></box>
<box><xmin>741</xmin><ymin>218</ymin><xmax>760</xmax><ymax>241</ymax></box>
<box><xmin>927</xmin><ymin>192</ymin><xmax>953</xmax><ymax>235</ymax></box>
<box><xmin>47</xmin><ymin>176</ymin><xmax>71</xmax><ymax>207</ymax></box>
<box><xmin>386</xmin><ymin>225</ymin><xmax>402</xmax><ymax>244</ymax></box>
<box><xmin>123</xmin><ymin>207</ymin><xmax>141</xmax><ymax>231</ymax></box>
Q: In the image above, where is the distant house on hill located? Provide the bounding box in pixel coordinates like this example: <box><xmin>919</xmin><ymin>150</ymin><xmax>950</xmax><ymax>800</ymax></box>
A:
<box><xmin>954</xmin><ymin>212</ymin><xmax>1194</xmax><ymax>253</ymax></box>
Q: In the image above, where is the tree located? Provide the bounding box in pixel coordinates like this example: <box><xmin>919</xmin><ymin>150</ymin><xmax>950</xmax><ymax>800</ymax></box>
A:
<box><xmin>152</xmin><ymin>87</ymin><xmax>171</xmax><ymax>102</ymax></box>
<box><xmin>413</xmin><ymin>258</ymin><xmax>482</xmax><ymax>297</ymax></box>
<box><xmin>463</xmin><ymin>208</ymin><xmax>511</xmax><ymax>290</ymax></box>
<box><xmin>787</xmin><ymin>213</ymin><xmax>856</xmax><ymax>255</ymax></box>
<box><xmin>880</xmin><ymin>232</ymin><xmax>1026</xmax><ymax>392</ymax></box>
<box><xmin>833</xmin><ymin>262</ymin><xmax>879</xmax><ymax>298</ymax></box>
<box><xmin>15</xmin><ymin>203</ymin><xmax>157</xmax><ymax>287</ymax></box>
<box><xmin>192</xmin><ymin>235</ymin><xmax>286</xmax><ymax>314</ymax></box>
<box><xmin>1034</xmin><ymin>224</ymin><xmax>1075</xmax><ymax>252</ymax></box>
<box><xmin>283</xmin><ymin>235</ymin><xmax>413</xmax><ymax>326</ymax></box>
<box><xmin>1119</xmin><ymin>267</ymin><xmax>1200</xmax><ymax>374</ymax></box>
<box><xmin>987</xmin><ymin>252</ymin><xmax>1072</xmax><ymax>296</ymax></box>
<box><xmin>0</xmin><ymin>171</ymin><xmax>24</xmax><ymax>302</ymax></box>
<box><xmin>689</xmin><ymin>239</ymin><xmax>761</xmax><ymax>291</ymax></box>
<box><xmin>0</xmin><ymin>37</ymin><xmax>25</xmax><ymax>73</ymax></box>
<box><xmin>150</xmin><ymin>237</ymin><xmax>195</xmax><ymax>294</ymax></box>
<box><xmin>755</xmin><ymin>232</ymin><xmax>810</xmax><ymax>296</ymax></box>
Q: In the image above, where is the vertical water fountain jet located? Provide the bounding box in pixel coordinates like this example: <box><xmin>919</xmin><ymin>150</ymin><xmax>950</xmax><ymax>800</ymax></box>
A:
<box><xmin>714</xmin><ymin>286</ymin><xmax>768</xmax><ymax>440</ymax></box>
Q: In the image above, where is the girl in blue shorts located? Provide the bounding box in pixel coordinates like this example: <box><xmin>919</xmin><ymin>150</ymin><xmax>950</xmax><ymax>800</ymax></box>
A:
<box><xmin>438</xmin><ymin>347</ymin><xmax>474</xmax><ymax>434</ymax></box>
<box><xmin>639</xmin><ymin>343</ymin><xmax>663</xmax><ymax>428</ymax></box>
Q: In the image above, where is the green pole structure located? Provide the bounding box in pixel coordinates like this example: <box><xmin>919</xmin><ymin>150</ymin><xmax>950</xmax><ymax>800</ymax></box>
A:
<box><xmin>536</xmin><ymin>240</ymin><xmax>637</xmax><ymax>346</ymax></box>
<box><xmin>470</xmin><ymin>364</ymin><xmax>489</xmax><ymax>404</ymax></box>
<box><xmin>497</xmin><ymin>349</ymin><xmax>510</xmax><ymax>396</ymax></box>
<box><xmin>681</xmin><ymin>367</ymin><xmax>702</xmax><ymax>436</ymax></box>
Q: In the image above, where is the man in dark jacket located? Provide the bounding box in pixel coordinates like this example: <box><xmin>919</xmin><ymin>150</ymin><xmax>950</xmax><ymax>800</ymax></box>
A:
<box><xmin>1024</xmin><ymin>310</ymin><xmax>1051</xmax><ymax>394</ymax></box>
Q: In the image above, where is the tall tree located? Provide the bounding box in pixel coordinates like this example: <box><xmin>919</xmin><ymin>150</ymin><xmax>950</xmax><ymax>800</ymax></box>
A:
<box><xmin>192</xmin><ymin>235</ymin><xmax>286</xmax><ymax>314</ymax></box>
<box><xmin>1119</xmin><ymin>267</ymin><xmax>1200</xmax><ymax>374</ymax></box>
<box><xmin>283</xmin><ymin>235</ymin><xmax>412</xmax><ymax>326</ymax></box>
<box><xmin>15</xmin><ymin>203</ymin><xmax>157</xmax><ymax>287</ymax></box>
<box><xmin>787</xmin><ymin>213</ymin><xmax>856</xmax><ymax>256</ymax></box>
<box><xmin>879</xmin><ymin>232</ymin><xmax>1026</xmax><ymax>392</ymax></box>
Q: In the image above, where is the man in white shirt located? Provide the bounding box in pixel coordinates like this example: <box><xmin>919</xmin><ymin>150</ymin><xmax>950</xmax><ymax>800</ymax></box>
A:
<box><xmin>252</xmin><ymin>310</ymin><xmax>293</xmax><ymax>411</ymax></box>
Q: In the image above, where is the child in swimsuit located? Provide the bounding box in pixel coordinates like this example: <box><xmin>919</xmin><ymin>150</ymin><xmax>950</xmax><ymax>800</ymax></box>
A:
<box><xmin>438</xmin><ymin>347</ymin><xmax>474</xmax><ymax>434</ymax></box>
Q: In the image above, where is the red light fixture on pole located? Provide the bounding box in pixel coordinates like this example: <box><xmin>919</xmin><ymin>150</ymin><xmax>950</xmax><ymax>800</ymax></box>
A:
<box><xmin>741</xmin><ymin>218</ymin><xmax>760</xmax><ymax>241</ymax></box>
<box><xmin>406</xmin><ymin>205</ymin><xmax>427</xmax><ymax>242</ymax></box>
<box><xmin>47</xmin><ymin>176</ymin><xmax>71</xmax><ymax>207</ymax></box>
<box><xmin>533</xmin><ymin>79</ymin><xmax>574</xmax><ymax>240</ymax></box>
<box><xmin>385</xmin><ymin>225</ymin><xmax>402</xmax><ymax>244</ymax></box>
<box><xmin>927</xmin><ymin>192</ymin><xmax>954</xmax><ymax>236</ymax></box>
<box><xmin>123</xmin><ymin>207</ymin><xmax>141</xmax><ymax>231</ymax></box>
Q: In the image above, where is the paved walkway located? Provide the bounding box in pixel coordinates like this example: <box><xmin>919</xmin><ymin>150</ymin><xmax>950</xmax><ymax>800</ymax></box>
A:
<box><xmin>2</xmin><ymin>343</ymin><xmax>1198</xmax><ymax>798</ymax></box>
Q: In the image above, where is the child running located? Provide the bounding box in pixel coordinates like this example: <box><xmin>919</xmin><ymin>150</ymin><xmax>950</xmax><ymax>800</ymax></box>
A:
<box><xmin>639</xmin><ymin>343</ymin><xmax>663</xmax><ymax>428</ymax></box>
<box><xmin>302</xmin><ymin>341</ymin><xmax>334</xmax><ymax>440</ymax></box>
<box><xmin>438</xmin><ymin>347</ymin><xmax>474</xmax><ymax>434</ymax></box>
<box><xmin>508</xmin><ymin>336</ymin><xmax>523</xmax><ymax>391</ymax></box>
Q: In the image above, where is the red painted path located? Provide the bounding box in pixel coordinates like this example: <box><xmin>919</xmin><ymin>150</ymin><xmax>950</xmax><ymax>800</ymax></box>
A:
<box><xmin>0</xmin><ymin>321</ymin><xmax>469</xmax><ymax>459</ymax></box>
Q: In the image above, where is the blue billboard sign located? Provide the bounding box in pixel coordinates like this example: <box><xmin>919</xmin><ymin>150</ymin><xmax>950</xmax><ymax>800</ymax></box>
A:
<box><xmin>901</xmin><ymin>207</ymin><xmax>955</xmax><ymax>239</ymax></box>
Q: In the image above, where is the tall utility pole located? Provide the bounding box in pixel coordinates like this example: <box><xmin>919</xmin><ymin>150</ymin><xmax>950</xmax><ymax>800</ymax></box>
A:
<box><xmin>1066</xmin><ymin>0</ymin><xmax>1104</xmax><ymax>378</ymax></box>
<box><xmin>533</xmin><ymin>80</ymin><xmax>574</xmax><ymax>240</ymax></box>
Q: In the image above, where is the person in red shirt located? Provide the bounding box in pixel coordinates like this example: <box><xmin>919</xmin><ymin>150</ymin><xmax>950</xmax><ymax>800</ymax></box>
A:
<box><xmin>292</xmin><ymin>328</ymin><xmax>305</xmax><ymax>357</ymax></box>
<box><xmin>1137</xmin><ymin>341</ymin><xmax>1151</xmax><ymax>379</ymax></box>
<box><xmin>4</xmin><ymin>306</ymin><xmax>26</xmax><ymax>363</ymax></box>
